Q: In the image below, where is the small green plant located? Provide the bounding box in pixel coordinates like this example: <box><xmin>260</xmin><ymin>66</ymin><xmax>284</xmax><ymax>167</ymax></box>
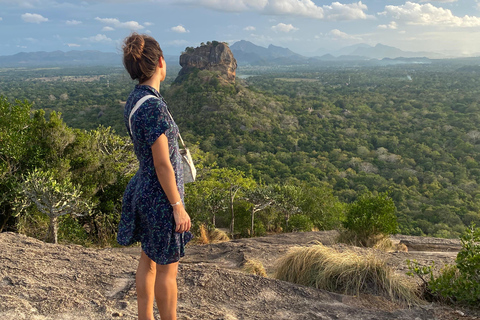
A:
<box><xmin>407</xmin><ymin>224</ymin><xmax>480</xmax><ymax>305</ymax></box>
<box><xmin>341</xmin><ymin>191</ymin><xmax>398</xmax><ymax>246</ymax></box>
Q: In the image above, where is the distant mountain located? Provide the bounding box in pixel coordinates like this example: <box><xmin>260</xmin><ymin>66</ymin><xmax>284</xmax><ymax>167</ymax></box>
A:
<box><xmin>348</xmin><ymin>43</ymin><xmax>445</xmax><ymax>59</ymax></box>
<box><xmin>331</xmin><ymin>43</ymin><xmax>372</xmax><ymax>57</ymax></box>
<box><xmin>230</xmin><ymin>40</ymin><xmax>307</xmax><ymax>65</ymax></box>
<box><xmin>0</xmin><ymin>50</ymin><xmax>122</xmax><ymax>67</ymax></box>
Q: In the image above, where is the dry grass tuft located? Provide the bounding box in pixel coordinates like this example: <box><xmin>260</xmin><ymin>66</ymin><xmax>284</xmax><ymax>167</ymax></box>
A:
<box><xmin>197</xmin><ymin>224</ymin><xmax>210</xmax><ymax>245</ymax></box>
<box><xmin>337</xmin><ymin>230</ymin><xmax>392</xmax><ymax>248</ymax></box>
<box><xmin>393</xmin><ymin>242</ymin><xmax>408</xmax><ymax>252</ymax></box>
<box><xmin>243</xmin><ymin>258</ymin><xmax>267</xmax><ymax>277</ymax></box>
<box><xmin>274</xmin><ymin>244</ymin><xmax>421</xmax><ymax>306</ymax></box>
<box><xmin>372</xmin><ymin>236</ymin><xmax>393</xmax><ymax>251</ymax></box>
<box><xmin>209</xmin><ymin>228</ymin><xmax>230</xmax><ymax>243</ymax></box>
<box><xmin>193</xmin><ymin>225</ymin><xmax>230</xmax><ymax>245</ymax></box>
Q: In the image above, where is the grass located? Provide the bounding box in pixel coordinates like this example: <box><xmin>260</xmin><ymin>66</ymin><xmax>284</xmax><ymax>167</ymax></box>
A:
<box><xmin>274</xmin><ymin>244</ymin><xmax>421</xmax><ymax>306</ymax></box>
<box><xmin>194</xmin><ymin>224</ymin><xmax>230</xmax><ymax>245</ymax></box>
<box><xmin>242</xmin><ymin>258</ymin><xmax>267</xmax><ymax>277</ymax></box>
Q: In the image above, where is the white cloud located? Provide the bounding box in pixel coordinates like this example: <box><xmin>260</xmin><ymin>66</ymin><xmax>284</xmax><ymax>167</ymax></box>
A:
<box><xmin>102</xmin><ymin>26</ymin><xmax>115</xmax><ymax>31</ymax></box>
<box><xmin>0</xmin><ymin>17</ymin><xmax>3</xmax><ymax>21</ymax></box>
<box><xmin>66</xmin><ymin>19</ymin><xmax>81</xmax><ymax>25</ymax></box>
<box><xmin>378</xmin><ymin>21</ymin><xmax>398</xmax><ymax>29</ymax></box>
<box><xmin>419</xmin><ymin>0</ymin><xmax>457</xmax><ymax>2</ymax></box>
<box><xmin>323</xmin><ymin>1</ymin><xmax>371</xmax><ymax>21</ymax></box>
<box><xmin>82</xmin><ymin>34</ymin><xmax>112</xmax><ymax>43</ymax></box>
<box><xmin>329</xmin><ymin>29</ymin><xmax>362</xmax><ymax>40</ymax></box>
<box><xmin>21</xmin><ymin>13</ymin><xmax>48</xmax><ymax>23</ymax></box>
<box><xmin>271</xmin><ymin>22</ymin><xmax>298</xmax><ymax>32</ymax></box>
<box><xmin>179</xmin><ymin>0</ymin><xmax>370</xmax><ymax>21</ymax></box>
<box><xmin>144</xmin><ymin>22</ymin><xmax>153</xmax><ymax>26</ymax></box>
<box><xmin>264</xmin><ymin>0</ymin><xmax>324</xmax><ymax>19</ymax></box>
<box><xmin>244</xmin><ymin>25</ymin><xmax>256</xmax><ymax>31</ymax></box>
<box><xmin>95</xmin><ymin>17</ymin><xmax>144</xmax><ymax>30</ymax></box>
<box><xmin>171</xmin><ymin>25</ymin><xmax>189</xmax><ymax>33</ymax></box>
<box><xmin>382</xmin><ymin>1</ymin><xmax>480</xmax><ymax>27</ymax></box>
<box><xmin>67</xmin><ymin>43</ymin><xmax>81</xmax><ymax>47</ymax></box>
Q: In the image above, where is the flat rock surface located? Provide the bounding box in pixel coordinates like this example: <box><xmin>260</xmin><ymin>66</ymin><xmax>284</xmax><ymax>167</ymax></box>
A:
<box><xmin>0</xmin><ymin>231</ymin><xmax>478</xmax><ymax>319</ymax></box>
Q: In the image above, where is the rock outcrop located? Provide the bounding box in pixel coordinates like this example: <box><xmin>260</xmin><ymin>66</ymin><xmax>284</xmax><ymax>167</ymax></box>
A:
<box><xmin>175</xmin><ymin>42</ymin><xmax>237</xmax><ymax>83</ymax></box>
<box><xmin>0</xmin><ymin>231</ymin><xmax>475</xmax><ymax>320</ymax></box>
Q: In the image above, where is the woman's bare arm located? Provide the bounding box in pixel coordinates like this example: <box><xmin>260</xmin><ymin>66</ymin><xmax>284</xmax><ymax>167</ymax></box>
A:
<box><xmin>151</xmin><ymin>134</ymin><xmax>191</xmax><ymax>233</ymax></box>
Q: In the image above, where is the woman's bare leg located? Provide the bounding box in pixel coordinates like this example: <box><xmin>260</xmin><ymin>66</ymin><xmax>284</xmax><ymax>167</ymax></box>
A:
<box><xmin>155</xmin><ymin>262</ymin><xmax>179</xmax><ymax>320</ymax></box>
<box><xmin>136</xmin><ymin>250</ymin><xmax>156</xmax><ymax>320</ymax></box>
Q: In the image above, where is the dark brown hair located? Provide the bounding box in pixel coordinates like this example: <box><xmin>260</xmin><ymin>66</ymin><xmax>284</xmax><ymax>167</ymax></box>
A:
<box><xmin>122</xmin><ymin>33</ymin><xmax>163</xmax><ymax>83</ymax></box>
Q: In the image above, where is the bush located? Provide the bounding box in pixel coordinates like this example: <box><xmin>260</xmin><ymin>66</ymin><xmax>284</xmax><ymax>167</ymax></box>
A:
<box><xmin>274</xmin><ymin>244</ymin><xmax>420</xmax><ymax>305</ymax></box>
<box><xmin>288</xmin><ymin>214</ymin><xmax>314</xmax><ymax>232</ymax></box>
<box><xmin>407</xmin><ymin>224</ymin><xmax>480</xmax><ymax>305</ymax></box>
<box><xmin>342</xmin><ymin>191</ymin><xmax>398</xmax><ymax>246</ymax></box>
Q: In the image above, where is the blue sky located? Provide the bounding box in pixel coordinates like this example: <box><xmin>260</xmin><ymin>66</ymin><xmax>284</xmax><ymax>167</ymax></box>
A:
<box><xmin>1</xmin><ymin>0</ymin><xmax>480</xmax><ymax>57</ymax></box>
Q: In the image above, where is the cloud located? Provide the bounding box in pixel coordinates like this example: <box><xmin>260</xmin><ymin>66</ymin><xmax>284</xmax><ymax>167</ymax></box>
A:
<box><xmin>144</xmin><ymin>22</ymin><xmax>153</xmax><ymax>26</ymax></box>
<box><xmin>67</xmin><ymin>43</ymin><xmax>81</xmax><ymax>47</ymax></box>
<box><xmin>0</xmin><ymin>17</ymin><xmax>3</xmax><ymax>21</ymax></box>
<box><xmin>95</xmin><ymin>17</ymin><xmax>144</xmax><ymax>30</ymax></box>
<box><xmin>102</xmin><ymin>26</ymin><xmax>115</xmax><ymax>31</ymax></box>
<box><xmin>179</xmin><ymin>0</ymin><xmax>370</xmax><ymax>21</ymax></box>
<box><xmin>419</xmin><ymin>0</ymin><xmax>457</xmax><ymax>2</ymax></box>
<box><xmin>264</xmin><ymin>0</ymin><xmax>324</xmax><ymax>19</ymax></box>
<box><xmin>244</xmin><ymin>25</ymin><xmax>256</xmax><ymax>31</ymax></box>
<box><xmin>171</xmin><ymin>25</ymin><xmax>189</xmax><ymax>33</ymax></box>
<box><xmin>82</xmin><ymin>34</ymin><xmax>112</xmax><ymax>43</ymax></box>
<box><xmin>271</xmin><ymin>22</ymin><xmax>298</xmax><ymax>32</ymax></box>
<box><xmin>66</xmin><ymin>19</ymin><xmax>82</xmax><ymax>25</ymax></box>
<box><xmin>21</xmin><ymin>13</ymin><xmax>48</xmax><ymax>23</ymax></box>
<box><xmin>378</xmin><ymin>21</ymin><xmax>398</xmax><ymax>29</ymax></box>
<box><xmin>329</xmin><ymin>29</ymin><xmax>362</xmax><ymax>40</ymax></box>
<box><xmin>381</xmin><ymin>1</ymin><xmax>480</xmax><ymax>27</ymax></box>
<box><xmin>323</xmin><ymin>1</ymin><xmax>371</xmax><ymax>21</ymax></box>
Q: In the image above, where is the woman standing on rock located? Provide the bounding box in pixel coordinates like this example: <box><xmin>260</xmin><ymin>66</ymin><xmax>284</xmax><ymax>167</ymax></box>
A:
<box><xmin>117</xmin><ymin>33</ymin><xmax>193</xmax><ymax>320</ymax></box>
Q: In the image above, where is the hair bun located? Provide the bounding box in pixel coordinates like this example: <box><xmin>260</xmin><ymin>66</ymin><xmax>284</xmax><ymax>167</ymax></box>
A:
<box><xmin>123</xmin><ymin>33</ymin><xmax>144</xmax><ymax>61</ymax></box>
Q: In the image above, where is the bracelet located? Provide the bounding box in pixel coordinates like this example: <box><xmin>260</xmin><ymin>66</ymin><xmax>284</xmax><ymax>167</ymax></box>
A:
<box><xmin>171</xmin><ymin>201</ymin><xmax>182</xmax><ymax>207</ymax></box>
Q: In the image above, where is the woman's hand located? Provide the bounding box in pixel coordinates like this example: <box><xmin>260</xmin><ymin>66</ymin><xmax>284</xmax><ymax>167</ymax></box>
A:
<box><xmin>173</xmin><ymin>203</ymin><xmax>191</xmax><ymax>233</ymax></box>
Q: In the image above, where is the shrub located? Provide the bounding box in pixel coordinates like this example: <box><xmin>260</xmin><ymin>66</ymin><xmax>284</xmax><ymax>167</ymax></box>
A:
<box><xmin>407</xmin><ymin>224</ymin><xmax>480</xmax><ymax>305</ymax></box>
<box><xmin>342</xmin><ymin>191</ymin><xmax>398</xmax><ymax>246</ymax></box>
<box><xmin>275</xmin><ymin>244</ymin><xmax>420</xmax><ymax>305</ymax></box>
<box><xmin>288</xmin><ymin>214</ymin><xmax>314</xmax><ymax>232</ymax></box>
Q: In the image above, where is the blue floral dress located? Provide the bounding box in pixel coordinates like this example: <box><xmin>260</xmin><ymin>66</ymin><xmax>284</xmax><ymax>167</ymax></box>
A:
<box><xmin>117</xmin><ymin>85</ymin><xmax>192</xmax><ymax>265</ymax></box>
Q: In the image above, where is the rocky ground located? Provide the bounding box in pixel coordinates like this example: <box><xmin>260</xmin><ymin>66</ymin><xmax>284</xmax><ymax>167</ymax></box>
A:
<box><xmin>0</xmin><ymin>231</ymin><xmax>478</xmax><ymax>320</ymax></box>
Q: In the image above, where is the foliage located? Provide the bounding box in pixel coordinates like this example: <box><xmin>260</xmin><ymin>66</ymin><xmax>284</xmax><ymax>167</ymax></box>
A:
<box><xmin>407</xmin><ymin>224</ymin><xmax>480</xmax><ymax>305</ymax></box>
<box><xmin>18</xmin><ymin>168</ymin><xmax>91</xmax><ymax>243</ymax></box>
<box><xmin>342</xmin><ymin>191</ymin><xmax>398</xmax><ymax>246</ymax></box>
<box><xmin>4</xmin><ymin>62</ymin><xmax>480</xmax><ymax>243</ymax></box>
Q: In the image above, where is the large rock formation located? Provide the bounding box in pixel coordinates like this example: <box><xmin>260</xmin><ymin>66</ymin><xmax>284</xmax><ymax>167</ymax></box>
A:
<box><xmin>175</xmin><ymin>42</ymin><xmax>237</xmax><ymax>83</ymax></box>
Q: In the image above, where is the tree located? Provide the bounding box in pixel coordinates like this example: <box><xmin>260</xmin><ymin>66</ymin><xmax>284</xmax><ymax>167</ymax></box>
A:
<box><xmin>343</xmin><ymin>191</ymin><xmax>398</xmax><ymax>246</ymax></box>
<box><xmin>245</xmin><ymin>185</ymin><xmax>275</xmax><ymax>237</ymax></box>
<box><xmin>209</xmin><ymin>168</ymin><xmax>255</xmax><ymax>238</ymax></box>
<box><xmin>18</xmin><ymin>168</ymin><xmax>91</xmax><ymax>244</ymax></box>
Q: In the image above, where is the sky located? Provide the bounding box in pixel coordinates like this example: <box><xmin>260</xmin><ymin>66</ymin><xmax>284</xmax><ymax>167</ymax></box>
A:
<box><xmin>1</xmin><ymin>0</ymin><xmax>480</xmax><ymax>57</ymax></box>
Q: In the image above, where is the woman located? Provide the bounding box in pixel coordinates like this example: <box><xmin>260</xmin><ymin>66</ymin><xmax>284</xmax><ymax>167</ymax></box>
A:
<box><xmin>117</xmin><ymin>33</ymin><xmax>193</xmax><ymax>320</ymax></box>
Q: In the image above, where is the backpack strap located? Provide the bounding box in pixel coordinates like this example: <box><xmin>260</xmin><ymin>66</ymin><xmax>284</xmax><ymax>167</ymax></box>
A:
<box><xmin>128</xmin><ymin>95</ymin><xmax>157</xmax><ymax>136</ymax></box>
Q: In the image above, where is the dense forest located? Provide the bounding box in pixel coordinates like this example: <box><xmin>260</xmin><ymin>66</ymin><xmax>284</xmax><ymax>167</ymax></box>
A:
<box><xmin>1</xmin><ymin>61</ymin><xmax>480</xmax><ymax>245</ymax></box>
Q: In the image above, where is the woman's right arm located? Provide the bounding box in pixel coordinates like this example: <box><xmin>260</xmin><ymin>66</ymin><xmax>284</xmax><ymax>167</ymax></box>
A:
<box><xmin>151</xmin><ymin>134</ymin><xmax>191</xmax><ymax>233</ymax></box>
